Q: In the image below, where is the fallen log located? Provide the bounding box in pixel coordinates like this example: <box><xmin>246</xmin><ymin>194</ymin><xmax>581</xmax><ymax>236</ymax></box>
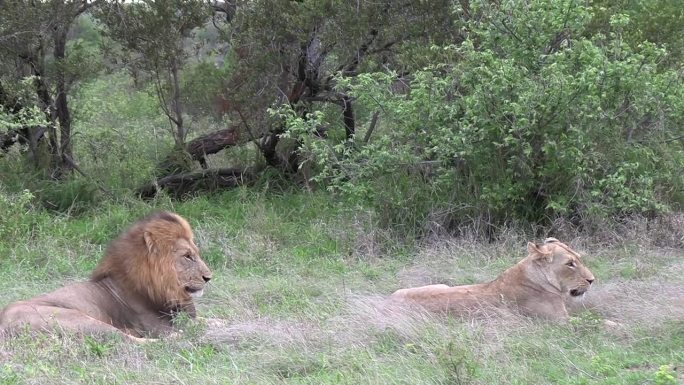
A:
<box><xmin>185</xmin><ymin>126</ymin><xmax>240</xmax><ymax>168</ymax></box>
<box><xmin>137</xmin><ymin>167</ymin><xmax>254</xmax><ymax>199</ymax></box>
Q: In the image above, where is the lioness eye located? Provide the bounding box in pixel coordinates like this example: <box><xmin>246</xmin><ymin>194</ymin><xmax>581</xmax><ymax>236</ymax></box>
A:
<box><xmin>566</xmin><ymin>261</ymin><xmax>576</xmax><ymax>267</ymax></box>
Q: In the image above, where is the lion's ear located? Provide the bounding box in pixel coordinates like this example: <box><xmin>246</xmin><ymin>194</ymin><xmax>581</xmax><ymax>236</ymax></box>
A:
<box><xmin>143</xmin><ymin>231</ymin><xmax>157</xmax><ymax>254</ymax></box>
<box><xmin>527</xmin><ymin>242</ymin><xmax>553</xmax><ymax>263</ymax></box>
<box><xmin>527</xmin><ymin>242</ymin><xmax>542</xmax><ymax>255</ymax></box>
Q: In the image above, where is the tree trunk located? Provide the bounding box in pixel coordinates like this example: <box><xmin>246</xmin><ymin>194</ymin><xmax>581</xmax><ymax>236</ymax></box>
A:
<box><xmin>28</xmin><ymin>47</ymin><xmax>60</xmax><ymax>173</ymax></box>
<box><xmin>260</xmin><ymin>133</ymin><xmax>281</xmax><ymax>168</ymax></box>
<box><xmin>170</xmin><ymin>56</ymin><xmax>185</xmax><ymax>147</ymax></box>
<box><xmin>53</xmin><ymin>26</ymin><xmax>73</xmax><ymax>178</ymax></box>
<box><xmin>342</xmin><ymin>95</ymin><xmax>355</xmax><ymax>140</ymax></box>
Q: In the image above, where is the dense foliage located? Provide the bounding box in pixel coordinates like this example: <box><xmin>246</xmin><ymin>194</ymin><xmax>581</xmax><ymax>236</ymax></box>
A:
<box><xmin>281</xmin><ymin>0</ymin><xmax>684</xmax><ymax>232</ymax></box>
<box><xmin>0</xmin><ymin>0</ymin><xmax>682</xmax><ymax>236</ymax></box>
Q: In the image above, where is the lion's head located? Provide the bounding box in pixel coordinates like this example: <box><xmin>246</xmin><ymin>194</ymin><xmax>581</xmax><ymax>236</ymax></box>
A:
<box><xmin>90</xmin><ymin>211</ymin><xmax>213</xmax><ymax>313</ymax></box>
<box><xmin>527</xmin><ymin>238</ymin><xmax>594</xmax><ymax>298</ymax></box>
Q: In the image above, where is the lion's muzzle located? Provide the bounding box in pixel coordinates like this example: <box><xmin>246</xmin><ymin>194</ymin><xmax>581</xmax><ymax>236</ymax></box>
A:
<box><xmin>185</xmin><ymin>286</ymin><xmax>205</xmax><ymax>298</ymax></box>
<box><xmin>569</xmin><ymin>277</ymin><xmax>594</xmax><ymax>297</ymax></box>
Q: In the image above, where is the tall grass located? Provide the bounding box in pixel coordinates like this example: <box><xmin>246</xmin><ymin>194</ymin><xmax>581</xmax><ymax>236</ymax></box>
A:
<box><xmin>0</xmin><ymin>189</ymin><xmax>682</xmax><ymax>384</ymax></box>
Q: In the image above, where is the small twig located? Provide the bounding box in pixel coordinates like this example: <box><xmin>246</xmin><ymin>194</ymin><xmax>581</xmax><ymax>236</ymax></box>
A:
<box><xmin>663</xmin><ymin>135</ymin><xmax>683</xmax><ymax>143</ymax></box>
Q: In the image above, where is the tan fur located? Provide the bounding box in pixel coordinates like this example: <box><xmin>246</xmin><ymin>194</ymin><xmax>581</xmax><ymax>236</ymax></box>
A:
<box><xmin>0</xmin><ymin>212</ymin><xmax>212</xmax><ymax>341</ymax></box>
<box><xmin>390</xmin><ymin>238</ymin><xmax>595</xmax><ymax>320</ymax></box>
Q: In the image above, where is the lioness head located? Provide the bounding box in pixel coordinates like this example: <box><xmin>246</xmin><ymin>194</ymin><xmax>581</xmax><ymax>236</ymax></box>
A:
<box><xmin>527</xmin><ymin>238</ymin><xmax>594</xmax><ymax>297</ymax></box>
<box><xmin>91</xmin><ymin>211</ymin><xmax>212</xmax><ymax>309</ymax></box>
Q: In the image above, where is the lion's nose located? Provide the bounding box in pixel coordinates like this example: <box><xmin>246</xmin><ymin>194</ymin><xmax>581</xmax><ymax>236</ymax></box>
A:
<box><xmin>203</xmin><ymin>275</ymin><xmax>212</xmax><ymax>283</ymax></box>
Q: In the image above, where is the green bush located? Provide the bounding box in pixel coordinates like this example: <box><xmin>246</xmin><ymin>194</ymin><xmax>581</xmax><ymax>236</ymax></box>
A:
<box><xmin>653</xmin><ymin>365</ymin><xmax>677</xmax><ymax>385</ymax></box>
<box><xmin>71</xmin><ymin>73</ymin><xmax>171</xmax><ymax>190</ymax></box>
<box><xmin>280</xmin><ymin>0</ymin><xmax>684</xmax><ymax>235</ymax></box>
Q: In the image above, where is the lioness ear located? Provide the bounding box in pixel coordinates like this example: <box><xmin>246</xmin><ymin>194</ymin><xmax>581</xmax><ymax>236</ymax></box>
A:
<box><xmin>527</xmin><ymin>242</ymin><xmax>553</xmax><ymax>263</ymax></box>
<box><xmin>527</xmin><ymin>242</ymin><xmax>542</xmax><ymax>255</ymax></box>
<box><xmin>143</xmin><ymin>231</ymin><xmax>157</xmax><ymax>254</ymax></box>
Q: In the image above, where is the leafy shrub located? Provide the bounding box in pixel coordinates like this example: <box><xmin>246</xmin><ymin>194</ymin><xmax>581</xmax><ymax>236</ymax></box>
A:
<box><xmin>653</xmin><ymin>365</ymin><xmax>677</xmax><ymax>385</ymax></box>
<box><xmin>71</xmin><ymin>73</ymin><xmax>170</xmax><ymax>190</ymax></box>
<box><xmin>280</xmin><ymin>0</ymin><xmax>684</xmax><ymax>235</ymax></box>
<box><xmin>436</xmin><ymin>341</ymin><xmax>479</xmax><ymax>385</ymax></box>
<box><xmin>0</xmin><ymin>104</ymin><xmax>46</xmax><ymax>134</ymax></box>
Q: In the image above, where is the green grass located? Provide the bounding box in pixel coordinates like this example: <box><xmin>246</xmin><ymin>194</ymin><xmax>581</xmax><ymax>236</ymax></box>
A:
<box><xmin>0</xmin><ymin>190</ymin><xmax>682</xmax><ymax>385</ymax></box>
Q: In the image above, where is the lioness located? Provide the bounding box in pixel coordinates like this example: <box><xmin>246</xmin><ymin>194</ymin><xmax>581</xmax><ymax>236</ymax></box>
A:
<box><xmin>0</xmin><ymin>211</ymin><xmax>212</xmax><ymax>341</ymax></box>
<box><xmin>390</xmin><ymin>238</ymin><xmax>594</xmax><ymax>320</ymax></box>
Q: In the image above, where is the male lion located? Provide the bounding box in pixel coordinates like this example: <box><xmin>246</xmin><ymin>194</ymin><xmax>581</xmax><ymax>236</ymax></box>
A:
<box><xmin>389</xmin><ymin>238</ymin><xmax>594</xmax><ymax>320</ymax></box>
<box><xmin>0</xmin><ymin>211</ymin><xmax>212</xmax><ymax>341</ymax></box>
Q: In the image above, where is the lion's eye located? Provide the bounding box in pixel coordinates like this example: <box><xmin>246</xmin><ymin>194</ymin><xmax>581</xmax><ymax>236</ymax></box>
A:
<box><xmin>566</xmin><ymin>261</ymin><xmax>576</xmax><ymax>267</ymax></box>
<box><xmin>184</xmin><ymin>254</ymin><xmax>193</xmax><ymax>261</ymax></box>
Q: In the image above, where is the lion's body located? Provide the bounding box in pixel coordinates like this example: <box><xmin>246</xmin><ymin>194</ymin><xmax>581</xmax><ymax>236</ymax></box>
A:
<box><xmin>0</xmin><ymin>212</ymin><xmax>212</xmax><ymax>340</ymax></box>
<box><xmin>390</xmin><ymin>238</ymin><xmax>594</xmax><ymax>320</ymax></box>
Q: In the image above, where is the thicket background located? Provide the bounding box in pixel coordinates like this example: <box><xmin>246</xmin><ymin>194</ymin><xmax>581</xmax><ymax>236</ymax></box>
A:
<box><xmin>0</xmin><ymin>1</ymin><xmax>682</xmax><ymax>384</ymax></box>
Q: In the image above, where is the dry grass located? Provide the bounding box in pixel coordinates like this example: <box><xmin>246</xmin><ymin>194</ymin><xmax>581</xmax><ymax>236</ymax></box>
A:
<box><xmin>197</xmin><ymin>267</ymin><xmax>682</xmax><ymax>363</ymax></box>
<box><xmin>191</xmin><ymin>235</ymin><xmax>682</xmax><ymax>382</ymax></box>
<box><xmin>574</xmin><ymin>280</ymin><xmax>684</xmax><ymax>326</ymax></box>
<box><xmin>1</xmin><ymin>224</ymin><xmax>682</xmax><ymax>384</ymax></box>
<box><xmin>550</xmin><ymin>212</ymin><xmax>684</xmax><ymax>249</ymax></box>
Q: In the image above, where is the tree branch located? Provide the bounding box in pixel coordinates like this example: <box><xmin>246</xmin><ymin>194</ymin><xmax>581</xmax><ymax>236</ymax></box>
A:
<box><xmin>363</xmin><ymin>110</ymin><xmax>380</xmax><ymax>144</ymax></box>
